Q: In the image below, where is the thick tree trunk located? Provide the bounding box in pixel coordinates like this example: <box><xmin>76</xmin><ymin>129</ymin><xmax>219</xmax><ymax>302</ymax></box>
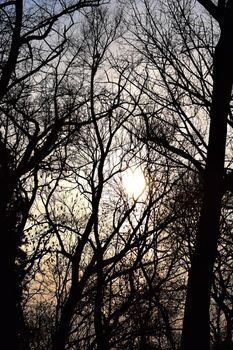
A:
<box><xmin>0</xmin><ymin>175</ymin><xmax>29</xmax><ymax>349</ymax></box>
<box><xmin>1</xmin><ymin>237</ymin><xmax>19</xmax><ymax>349</ymax></box>
<box><xmin>0</xmin><ymin>192</ymin><xmax>19</xmax><ymax>349</ymax></box>
<box><xmin>181</xmin><ymin>6</ymin><xmax>233</xmax><ymax>350</ymax></box>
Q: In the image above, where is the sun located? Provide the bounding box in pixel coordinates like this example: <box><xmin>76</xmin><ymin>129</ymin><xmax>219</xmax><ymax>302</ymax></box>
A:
<box><xmin>123</xmin><ymin>167</ymin><xmax>146</xmax><ymax>199</ymax></box>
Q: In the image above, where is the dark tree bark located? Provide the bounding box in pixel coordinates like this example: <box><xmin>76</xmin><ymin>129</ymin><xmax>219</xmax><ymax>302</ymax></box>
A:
<box><xmin>181</xmin><ymin>2</ymin><xmax>233</xmax><ymax>349</ymax></box>
<box><xmin>0</xmin><ymin>1</ymin><xmax>101</xmax><ymax>348</ymax></box>
<box><xmin>0</xmin><ymin>140</ymin><xmax>21</xmax><ymax>348</ymax></box>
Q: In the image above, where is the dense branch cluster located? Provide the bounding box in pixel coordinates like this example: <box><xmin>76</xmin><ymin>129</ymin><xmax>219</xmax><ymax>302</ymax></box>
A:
<box><xmin>1</xmin><ymin>1</ymin><xmax>233</xmax><ymax>349</ymax></box>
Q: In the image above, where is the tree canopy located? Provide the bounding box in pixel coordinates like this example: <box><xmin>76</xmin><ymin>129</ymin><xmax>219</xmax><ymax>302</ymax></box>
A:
<box><xmin>1</xmin><ymin>1</ymin><xmax>233</xmax><ymax>349</ymax></box>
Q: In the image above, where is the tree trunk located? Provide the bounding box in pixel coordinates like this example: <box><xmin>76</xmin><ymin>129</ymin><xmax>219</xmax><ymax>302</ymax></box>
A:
<box><xmin>0</xmin><ymin>192</ymin><xmax>19</xmax><ymax>349</ymax></box>
<box><xmin>53</xmin><ymin>277</ymin><xmax>89</xmax><ymax>350</ymax></box>
<box><xmin>0</xmin><ymin>173</ymin><xmax>29</xmax><ymax>349</ymax></box>
<box><xmin>94</xmin><ymin>260</ymin><xmax>109</xmax><ymax>350</ymax></box>
<box><xmin>53</xmin><ymin>289</ymin><xmax>78</xmax><ymax>350</ymax></box>
<box><xmin>181</xmin><ymin>5</ymin><xmax>233</xmax><ymax>350</ymax></box>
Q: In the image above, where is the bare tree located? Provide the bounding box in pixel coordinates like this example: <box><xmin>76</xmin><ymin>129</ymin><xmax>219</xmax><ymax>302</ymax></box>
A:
<box><xmin>124</xmin><ymin>0</ymin><xmax>233</xmax><ymax>348</ymax></box>
<box><xmin>19</xmin><ymin>7</ymin><xmax>186</xmax><ymax>350</ymax></box>
<box><xmin>0</xmin><ymin>1</ymin><xmax>104</xmax><ymax>348</ymax></box>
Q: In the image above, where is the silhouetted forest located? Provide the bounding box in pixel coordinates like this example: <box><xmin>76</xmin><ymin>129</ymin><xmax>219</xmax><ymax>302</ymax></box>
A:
<box><xmin>1</xmin><ymin>0</ymin><xmax>233</xmax><ymax>349</ymax></box>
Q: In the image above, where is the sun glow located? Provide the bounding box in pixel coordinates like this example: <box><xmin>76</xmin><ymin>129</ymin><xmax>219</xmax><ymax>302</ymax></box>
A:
<box><xmin>123</xmin><ymin>167</ymin><xmax>146</xmax><ymax>199</ymax></box>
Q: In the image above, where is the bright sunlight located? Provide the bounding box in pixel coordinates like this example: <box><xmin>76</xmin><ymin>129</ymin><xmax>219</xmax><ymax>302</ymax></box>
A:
<box><xmin>123</xmin><ymin>167</ymin><xmax>146</xmax><ymax>199</ymax></box>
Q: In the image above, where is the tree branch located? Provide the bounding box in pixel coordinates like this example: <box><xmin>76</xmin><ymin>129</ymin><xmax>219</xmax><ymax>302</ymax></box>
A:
<box><xmin>197</xmin><ymin>0</ymin><xmax>220</xmax><ymax>22</ymax></box>
<box><xmin>0</xmin><ymin>0</ymin><xmax>23</xmax><ymax>99</ymax></box>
